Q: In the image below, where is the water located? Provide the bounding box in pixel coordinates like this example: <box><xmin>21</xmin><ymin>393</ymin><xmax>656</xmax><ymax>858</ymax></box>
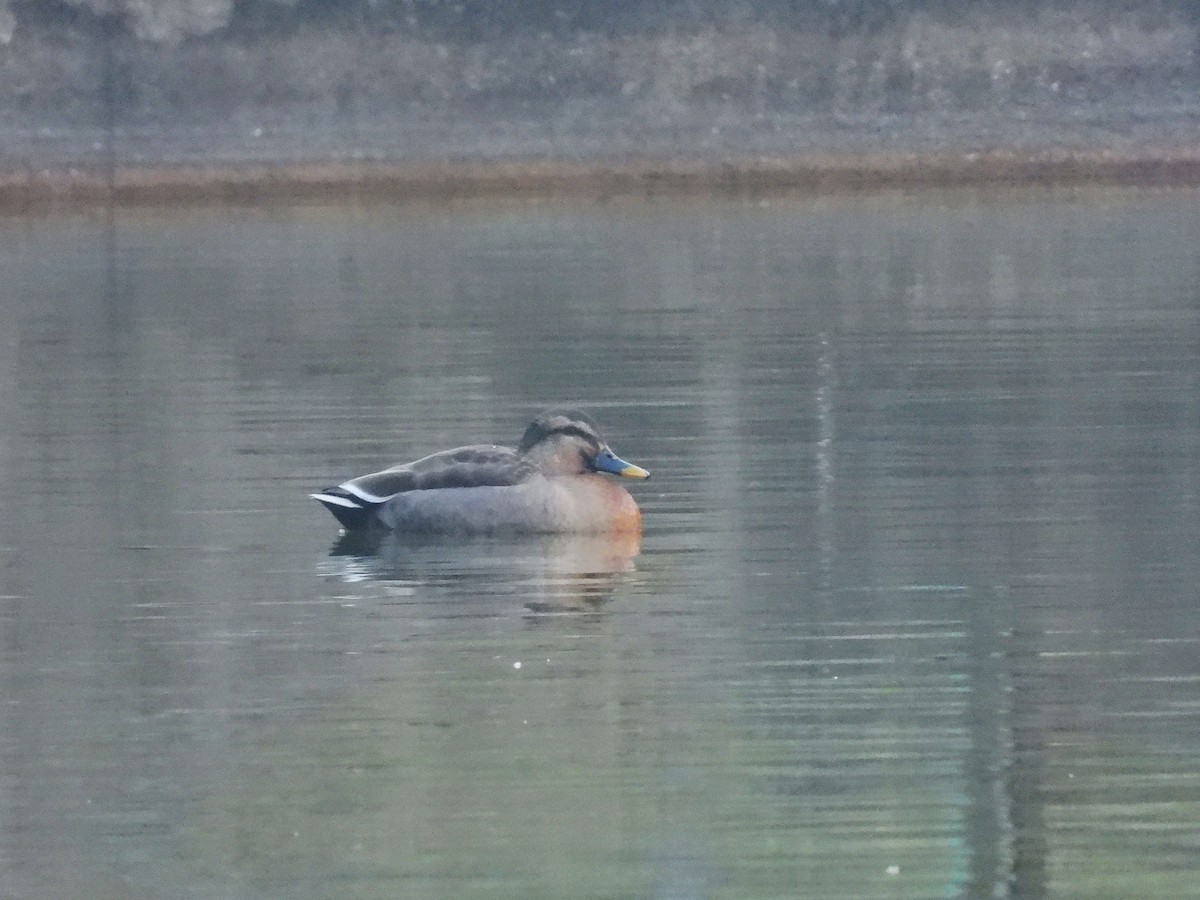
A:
<box><xmin>1</xmin><ymin>190</ymin><xmax>1198</xmax><ymax>898</ymax></box>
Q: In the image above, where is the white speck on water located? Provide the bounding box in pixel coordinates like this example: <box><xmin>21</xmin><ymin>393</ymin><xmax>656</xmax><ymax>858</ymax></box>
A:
<box><xmin>886</xmin><ymin>865</ymin><xmax>900</xmax><ymax>876</ymax></box>
<box><xmin>513</xmin><ymin>661</ymin><xmax>522</xmax><ymax>669</ymax></box>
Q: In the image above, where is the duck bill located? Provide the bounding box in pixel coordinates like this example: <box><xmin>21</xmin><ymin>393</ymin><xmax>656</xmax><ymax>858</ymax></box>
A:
<box><xmin>593</xmin><ymin>447</ymin><xmax>650</xmax><ymax>479</ymax></box>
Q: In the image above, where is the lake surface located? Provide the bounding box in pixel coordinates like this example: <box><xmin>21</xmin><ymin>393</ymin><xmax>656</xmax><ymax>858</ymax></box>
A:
<box><xmin>1</xmin><ymin>189</ymin><xmax>1197</xmax><ymax>898</ymax></box>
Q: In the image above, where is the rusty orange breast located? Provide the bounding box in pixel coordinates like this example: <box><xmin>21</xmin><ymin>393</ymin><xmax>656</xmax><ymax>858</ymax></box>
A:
<box><xmin>591</xmin><ymin>477</ymin><xmax>643</xmax><ymax>534</ymax></box>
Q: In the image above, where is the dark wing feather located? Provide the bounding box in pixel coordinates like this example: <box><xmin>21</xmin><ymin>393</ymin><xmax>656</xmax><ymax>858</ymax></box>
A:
<box><xmin>360</xmin><ymin>445</ymin><xmax>532</xmax><ymax>494</ymax></box>
<box><xmin>312</xmin><ymin>444</ymin><xmax>533</xmax><ymax>530</ymax></box>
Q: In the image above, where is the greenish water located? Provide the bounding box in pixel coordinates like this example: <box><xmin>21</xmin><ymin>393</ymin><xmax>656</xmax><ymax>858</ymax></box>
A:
<box><xmin>1</xmin><ymin>190</ymin><xmax>1198</xmax><ymax>898</ymax></box>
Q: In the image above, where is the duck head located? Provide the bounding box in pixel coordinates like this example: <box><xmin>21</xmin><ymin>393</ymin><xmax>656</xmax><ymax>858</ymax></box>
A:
<box><xmin>518</xmin><ymin>409</ymin><xmax>650</xmax><ymax>480</ymax></box>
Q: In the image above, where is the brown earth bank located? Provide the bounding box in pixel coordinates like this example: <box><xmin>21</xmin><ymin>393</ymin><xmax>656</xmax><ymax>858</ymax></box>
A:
<box><xmin>4</xmin><ymin>149</ymin><xmax>1200</xmax><ymax>212</ymax></box>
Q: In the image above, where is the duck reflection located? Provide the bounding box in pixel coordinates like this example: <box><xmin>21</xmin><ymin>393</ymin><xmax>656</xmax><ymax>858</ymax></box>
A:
<box><xmin>324</xmin><ymin>530</ymin><xmax>642</xmax><ymax>612</ymax></box>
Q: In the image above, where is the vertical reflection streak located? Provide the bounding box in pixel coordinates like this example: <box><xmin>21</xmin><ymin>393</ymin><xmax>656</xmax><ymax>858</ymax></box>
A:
<box><xmin>815</xmin><ymin>331</ymin><xmax>835</xmax><ymax>595</ymax></box>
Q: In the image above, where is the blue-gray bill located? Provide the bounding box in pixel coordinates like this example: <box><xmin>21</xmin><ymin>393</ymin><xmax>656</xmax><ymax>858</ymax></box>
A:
<box><xmin>591</xmin><ymin>447</ymin><xmax>649</xmax><ymax>479</ymax></box>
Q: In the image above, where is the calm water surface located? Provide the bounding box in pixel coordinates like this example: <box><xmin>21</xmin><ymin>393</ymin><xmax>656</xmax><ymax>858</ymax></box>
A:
<box><xmin>1</xmin><ymin>190</ymin><xmax>1198</xmax><ymax>898</ymax></box>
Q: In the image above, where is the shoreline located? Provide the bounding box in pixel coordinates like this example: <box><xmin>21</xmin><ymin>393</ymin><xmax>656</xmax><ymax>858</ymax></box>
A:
<box><xmin>4</xmin><ymin>149</ymin><xmax>1200</xmax><ymax>211</ymax></box>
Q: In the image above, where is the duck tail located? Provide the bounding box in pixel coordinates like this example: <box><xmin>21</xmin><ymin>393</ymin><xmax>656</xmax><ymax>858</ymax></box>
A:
<box><xmin>310</xmin><ymin>486</ymin><xmax>383</xmax><ymax>531</ymax></box>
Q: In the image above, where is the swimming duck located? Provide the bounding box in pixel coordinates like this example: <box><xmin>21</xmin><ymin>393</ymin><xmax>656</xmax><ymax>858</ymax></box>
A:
<box><xmin>311</xmin><ymin>409</ymin><xmax>649</xmax><ymax>534</ymax></box>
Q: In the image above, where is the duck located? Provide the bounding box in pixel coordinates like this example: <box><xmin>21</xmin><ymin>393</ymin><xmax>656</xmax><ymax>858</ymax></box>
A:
<box><xmin>311</xmin><ymin>409</ymin><xmax>649</xmax><ymax>534</ymax></box>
